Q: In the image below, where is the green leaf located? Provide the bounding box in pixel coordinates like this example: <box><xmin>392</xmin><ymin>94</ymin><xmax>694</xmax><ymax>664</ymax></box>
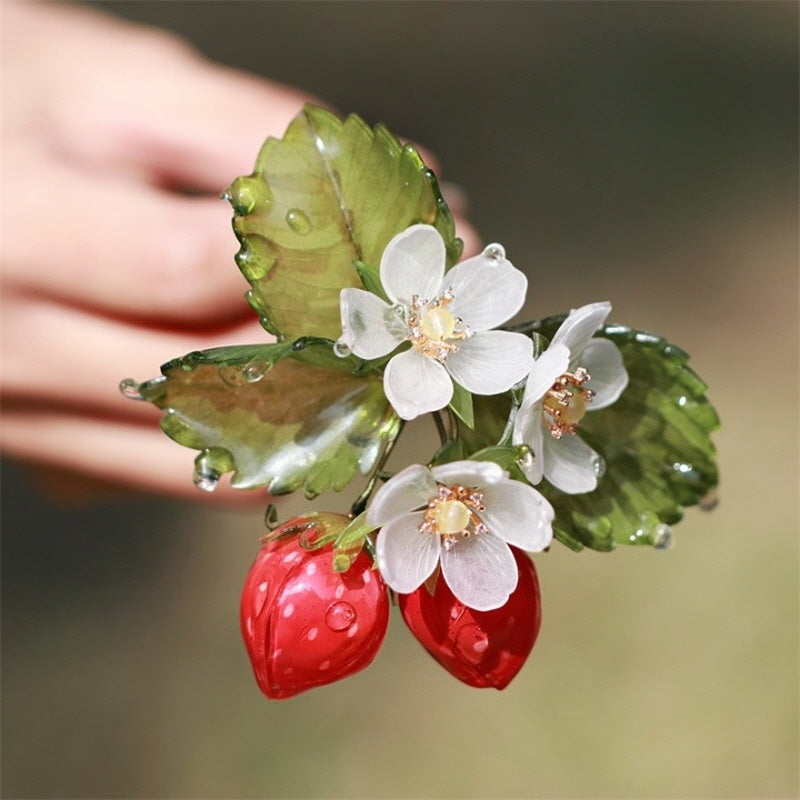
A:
<box><xmin>454</xmin><ymin>319</ymin><xmax>720</xmax><ymax>551</ymax></box>
<box><xmin>134</xmin><ymin>342</ymin><xmax>400</xmax><ymax>497</ymax></box>
<box><xmin>226</xmin><ymin>104</ymin><xmax>462</xmax><ymax>341</ymax></box>
<box><xmin>449</xmin><ymin>382</ymin><xmax>475</xmax><ymax>428</ymax></box>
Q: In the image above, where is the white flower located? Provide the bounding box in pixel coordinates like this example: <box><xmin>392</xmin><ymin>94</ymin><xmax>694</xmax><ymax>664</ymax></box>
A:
<box><xmin>338</xmin><ymin>224</ymin><xmax>533</xmax><ymax>420</ymax></box>
<box><xmin>370</xmin><ymin>460</ymin><xmax>553</xmax><ymax>611</ymax></box>
<box><xmin>512</xmin><ymin>301</ymin><xmax>629</xmax><ymax>494</ymax></box>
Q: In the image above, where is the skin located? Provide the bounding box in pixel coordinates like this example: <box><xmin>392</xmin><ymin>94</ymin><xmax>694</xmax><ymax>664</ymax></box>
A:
<box><xmin>0</xmin><ymin>2</ymin><xmax>478</xmax><ymax>502</ymax></box>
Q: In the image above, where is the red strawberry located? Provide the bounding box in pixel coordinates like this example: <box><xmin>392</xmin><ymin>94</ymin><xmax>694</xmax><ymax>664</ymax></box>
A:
<box><xmin>398</xmin><ymin>548</ymin><xmax>541</xmax><ymax>689</ymax></box>
<box><xmin>240</xmin><ymin>517</ymin><xmax>390</xmax><ymax>699</ymax></box>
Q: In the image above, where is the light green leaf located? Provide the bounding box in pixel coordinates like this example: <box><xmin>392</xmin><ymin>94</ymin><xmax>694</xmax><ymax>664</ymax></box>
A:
<box><xmin>134</xmin><ymin>342</ymin><xmax>400</xmax><ymax>497</ymax></box>
<box><xmin>226</xmin><ymin>104</ymin><xmax>462</xmax><ymax>341</ymax></box>
<box><xmin>453</xmin><ymin>319</ymin><xmax>720</xmax><ymax>551</ymax></box>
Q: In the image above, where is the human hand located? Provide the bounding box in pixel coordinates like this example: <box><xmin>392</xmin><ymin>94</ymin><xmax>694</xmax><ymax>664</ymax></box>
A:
<box><xmin>0</xmin><ymin>2</ymin><xmax>478</xmax><ymax>501</ymax></box>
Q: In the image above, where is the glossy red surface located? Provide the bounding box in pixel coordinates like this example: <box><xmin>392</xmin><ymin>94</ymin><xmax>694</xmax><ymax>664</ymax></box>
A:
<box><xmin>240</xmin><ymin>520</ymin><xmax>390</xmax><ymax>699</ymax></box>
<box><xmin>399</xmin><ymin>548</ymin><xmax>541</xmax><ymax>689</ymax></box>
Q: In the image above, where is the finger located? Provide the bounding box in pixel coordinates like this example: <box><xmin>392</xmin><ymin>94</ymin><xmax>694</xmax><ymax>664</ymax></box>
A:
<box><xmin>1</xmin><ymin>292</ymin><xmax>268</xmax><ymax>416</ymax></box>
<box><xmin>2</xmin><ymin>144</ymin><xmax>254</xmax><ymax>324</ymax></box>
<box><xmin>0</xmin><ymin>412</ymin><xmax>266</xmax><ymax>505</ymax></box>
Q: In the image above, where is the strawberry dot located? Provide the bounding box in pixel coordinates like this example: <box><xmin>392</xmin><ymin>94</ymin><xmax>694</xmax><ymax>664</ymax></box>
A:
<box><xmin>319</xmin><ymin>660</ymin><xmax>330</xmax><ymax>671</ymax></box>
<box><xmin>282</xmin><ymin>602</ymin><xmax>295</xmax><ymax>618</ymax></box>
<box><xmin>307</xmin><ymin>627</ymin><xmax>318</xmax><ymax>640</ymax></box>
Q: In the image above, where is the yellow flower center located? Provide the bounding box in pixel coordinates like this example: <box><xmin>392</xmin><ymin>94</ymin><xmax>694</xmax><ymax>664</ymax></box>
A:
<box><xmin>543</xmin><ymin>367</ymin><xmax>594</xmax><ymax>439</ymax></box>
<box><xmin>419</xmin><ymin>483</ymin><xmax>488</xmax><ymax>550</ymax></box>
<box><xmin>434</xmin><ymin>499</ymin><xmax>472</xmax><ymax>535</ymax></box>
<box><xmin>407</xmin><ymin>292</ymin><xmax>473</xmax><ymax>362</ymax></box>
<box><xmin>420</xmin><ymin>306</ymin><xmax>458</xmax><ymax>342</ymax></box>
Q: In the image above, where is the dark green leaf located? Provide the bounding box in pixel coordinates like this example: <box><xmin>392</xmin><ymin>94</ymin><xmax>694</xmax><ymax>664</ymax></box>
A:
<box><xmin>456</xmin><ymin>318</ymin><xmax>720</xmax><ymax>551</ymax></box>
<box><xmin>135</xmin><ymin>343</ymin><xmax>400</xmax><ymax>497</ymax></box>
<box><xmin>226</xmin><ymin>104</ymin><xmax>462</xmax><ymax>341</ymax></box>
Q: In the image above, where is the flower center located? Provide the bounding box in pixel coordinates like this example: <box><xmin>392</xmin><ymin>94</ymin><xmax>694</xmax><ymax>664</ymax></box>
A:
<box><xmin>419</xmin><ymin>483</ymin><xmax>488</xmax><ymax>550</ymax></box>
<box><xmin>407</xmin><ymin>291</ymin><xmax>473</xmax><ymax>362</ymax></box>
<box><xmin>543</xmin><ymin>367</ymin><xmax>594</xmax><ymax>439</ymax></box>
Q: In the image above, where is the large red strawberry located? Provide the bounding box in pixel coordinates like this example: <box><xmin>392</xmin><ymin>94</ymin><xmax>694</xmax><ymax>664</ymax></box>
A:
<box><xmin>240</xmin><ymin>517</ymin><xmax>390</xmax><ymax>699</ymax></box>
<box><xmin>398</xmin><ymin>547</ymin><xmax>541</xmax><ymax>689</ymax></box>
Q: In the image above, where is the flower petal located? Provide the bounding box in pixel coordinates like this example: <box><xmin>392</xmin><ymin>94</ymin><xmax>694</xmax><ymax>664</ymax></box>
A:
<box><xmin>445</xmin><ymin>330</ymin><xmax>533</xmax><ymax>395</ymax></box>
<box><xmin>580</xmin><ymin>338</ymin><xmax>629</xmax><ymax>410</ymax></box>
<box><xmin>445</xmin><ymin>252</ymin><xmax>527</xmax><ymax>330</ymax></box>
<box><xmin>521</xmin><ymin>343</ymin><xmax>570</xmax><ymax>406</ymax></box>
<box><xmin>542</xmin><ymin>432</ymin><xmax>600</xmax><ymax>494</ymax></box>
<box><xmin>440</xmin><ymin>532</ymin><xmax>518</xmax><ymax>611</ymax></box>
<box><xmin>432</xmin><ymin>459</ymin><xmax>506</xmax><ymax>488</ymax></box>
<box><xmin>375</xmin><ymin>511</ymin><xmax>441</xmax><ymax>594</ymax></box>
<box><xmin>384</xmin><ymin>348</ymin><xmax>453</xmax><ymax>420</ymax></box>
<box><xmin>367</xmin><ymin>464</ymin><xmax>437</xmax><ymax>527</ymax></box>
<box><xmin>380</xmin><ymin>224</ymin><xmax>445</xmax><ymax>307</ymax></box>
<box><xmin>340</xmin><ymin>288</ymin><xmax>405</xmax><ymax>359</ymax></box>
<box><xmin>480</xmin><ymin>480</ymin><xmax>554</xmax><ymax>552</ymax></box>
<box><xmin>550</xmin><ymin>301</ymin><xmax>612</xmax><ymax>358</ymax></box>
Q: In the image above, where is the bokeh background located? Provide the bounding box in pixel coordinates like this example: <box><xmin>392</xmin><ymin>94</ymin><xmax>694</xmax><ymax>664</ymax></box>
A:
<box><xmin>2</xmin><ymin>1</ymin><xmax>797</xmax><ymax>797</ymax></box>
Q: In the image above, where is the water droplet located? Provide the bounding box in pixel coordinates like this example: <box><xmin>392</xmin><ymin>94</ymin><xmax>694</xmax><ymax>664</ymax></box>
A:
<box><xmin>333</xmin><ymin>340</ymin><xmax>352</xmax><ymax>358</ymax></box>
<box><xmin>699</xmin><ymin>489</ymin><xmax>719</xmax><ymax>512</ymax></box>
<box><xmin>192</xmin><ymin>469</ymin><xmax>219</xmax><ymax>492</ymax></box>
<box><xmin>118</xmin><ymin>378</ymin><xmax>144</xmax><ymax>400</ymax></box>
<box><xmin>517</xmin><ymin>448</ymin><xmax>534</xmax><ymax>470</ymax></box>
<box><xmin>482</xmin><ymin>243</ymin><xmax>506</xmax><ymax>262</ymax></box>
<box><xmin>454</xmin><ymin>623</ymin><xmax>489</xmax><ymax>664</ymax></box>
<box><xmin>592</xmin><ymin>454</ymin><xmax>606</xmax><ymax>477</ymax></box>
<box><xmin>653</xmin><ymin>524</ymin><xmax>675</xmax><ymax>550</ymax></box>
<box><xmin>286</xmin><ymin>208</ymin><xmax>312</xmax><ymax>235</ymax></box>
<box><xmin>243</xmin><ymin>361</ymin><xmax>269</xmax><ymax>383</ymax></box>
<box><xmin>325</xmin><ymin>601</ymin><xmax>357</xmax><ymax>632</ymax></box>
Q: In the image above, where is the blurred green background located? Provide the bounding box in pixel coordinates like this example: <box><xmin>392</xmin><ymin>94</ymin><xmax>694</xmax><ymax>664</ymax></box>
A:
<box><xmin>2</xmin><ymin>1</ymin><xmax>797</xmax><ymax>797</ymax></box>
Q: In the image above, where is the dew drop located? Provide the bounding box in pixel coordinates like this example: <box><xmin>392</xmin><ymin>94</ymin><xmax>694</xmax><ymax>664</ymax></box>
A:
<box><xmin>653</xmin><ymin>523</ymin><xmax>675</xmax><ymax>550</ymax></box>
<box><xmin>243</xmin><ymin>361</ymin><xmax>269</xmax><ymax>383</ymax></box>
<box><xmin>286</xmin><ymin>208</ymin><xmax>312</xmax><ymax>235</ymax></box>
<box><xmin>482</xmin><ymin>243</ymin><xmax>506</xmax><ymax>262</ymax></box>
<box><xmin>592</xmin><ymin>454</ymin><xmax>607</xmax><ymax>477</ymax></box>
<box><xmin>517</xmin><ymin>449</ymin><xmax>534</xmax><ymax>470</ymax></box>
<box><xmin>118</xmin><ymin>378</ymin><xmax>144</xmax><ymax>401</ymax></box>
<box><xmin>325</xmin><ymin>601</ymin><xmax>357</xmax><ymax>632</ymax></box>
<box><xmin>454</xmin><ymin>623</ymin><xmax>490</xmax><ymax>664</ymax></box>
<box><xmin>192</xmin><ymin>469</ymin><xmax>219</xmax><ymax>492</ymax></box>
<box><xmin>699</xmin><ymin>489</ymin><xmax>719</xmax><ymax>512</ymax></box>
<box><xmin>333</xmin><ymin>340</ymin><xmax>352</xmax><ymax>358</ymax></box>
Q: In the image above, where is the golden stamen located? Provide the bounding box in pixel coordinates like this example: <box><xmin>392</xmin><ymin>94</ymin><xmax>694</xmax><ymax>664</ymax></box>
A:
<box><xmin>543</xmin><ymin>368</ymin><xmax>594</xmax><ymax>438</ymax></box>
<box><xmin>419</xmin><ymin>483</ymin><xmax>488</xmax><ymax>549</ymax></box>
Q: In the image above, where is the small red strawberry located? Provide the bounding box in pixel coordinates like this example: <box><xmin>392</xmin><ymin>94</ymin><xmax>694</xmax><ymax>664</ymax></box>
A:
<box><xmin>398</xmin><ymin>547</ymin><xmax>541</xmax><ymax>689</ymax></box>
<box><xmin>240</xmin><ymin>516</ymin><xmax>390</xmax><ymax>699</ymax></box>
